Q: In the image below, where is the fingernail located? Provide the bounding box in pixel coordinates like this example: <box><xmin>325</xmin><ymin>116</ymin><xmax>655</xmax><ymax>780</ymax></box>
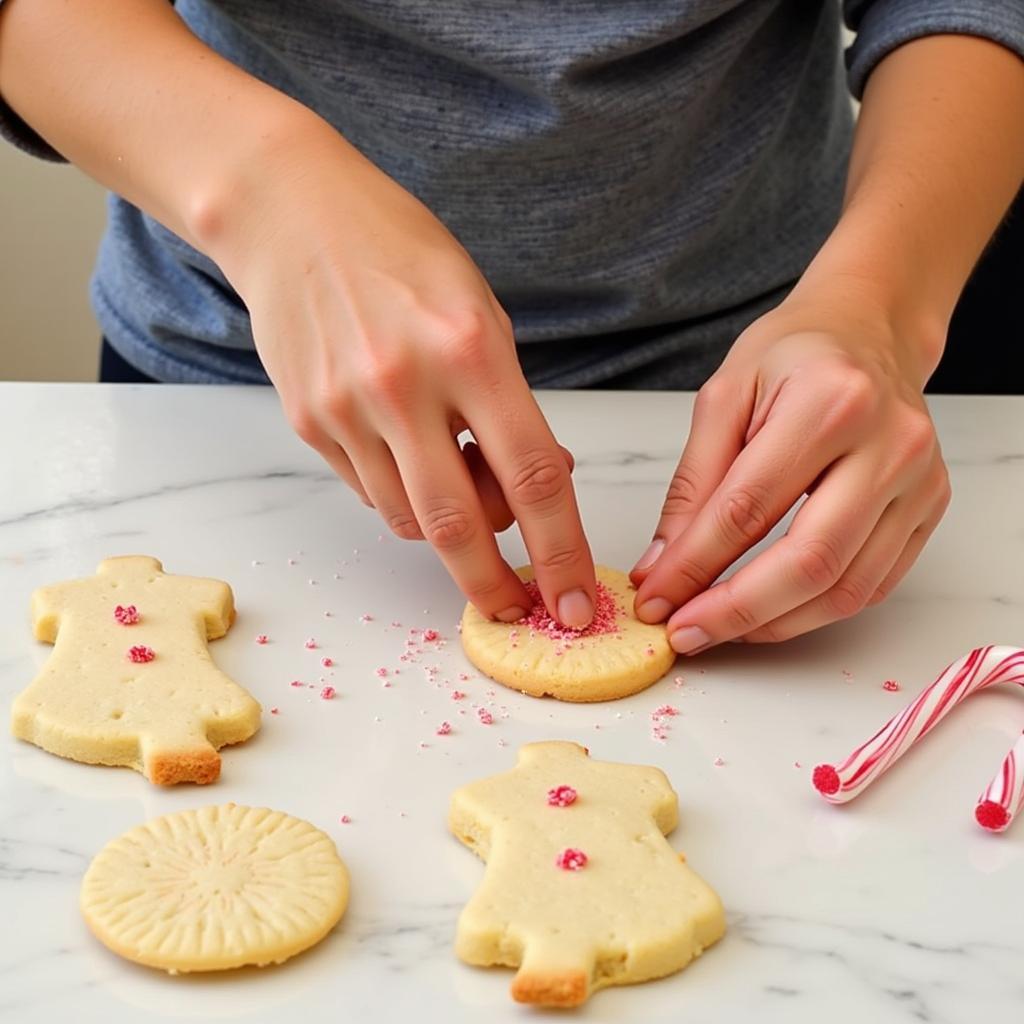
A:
<box><xmin>669</xmin><ymin>626</ymin><xmax>712</xmax><ymax>654</ymax></box>
<box><xmin>495</xmin><ymin>605</ymin><xmax>528</xmax><ymax>623</ymax></box>
<box><xmin>557</xmin><ymin>589</ymin><xmax>593</xmax><ymax>628</ymax></box>
<box><xmin>636</xmin><ymin>597</ymin><xmax>674</xmax><ymax>624</ymax></box>
<box><xmin>631</xmin><ymin>538</ymin><xmax>665</xmax><ymax>575</ymax></box>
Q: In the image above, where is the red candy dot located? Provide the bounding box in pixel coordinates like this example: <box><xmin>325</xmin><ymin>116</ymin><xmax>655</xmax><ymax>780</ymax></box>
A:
<box><xmin>422</xmin><ymin>628</ymin><xmax>440</xmax><ymax>642</ymax></box>
<box><xmin>547</xmin><ymin>785</ymin><xmax>577</xmax><ymax>807</ymax></box>
<box><xmin>555</xmin><ymin>848</ymin><xmax>588</xmax><ymax>871</ymax></box>
<box><xmin>812</xmin><ymin>764</ymin><xmax>841</xmax><ymax>795</ymax></box>
<box><xmin>113</xmin><ymin>604</ymin><xmax>140</xmax><ymax>626</ymax></box>
<box><xmin>882</xmin><ymin>679</ymin><xmax>901</xmax><ymax>692</ymax></box>
<box><xmin>126</xmin><ymin>645</ymin><xmax>155</xmax><ymax>663</ymax></box>
<box><xmin>976</xmin><ymin>800</ymin><xmax>1010</xmax><ymax>831</ymax></box>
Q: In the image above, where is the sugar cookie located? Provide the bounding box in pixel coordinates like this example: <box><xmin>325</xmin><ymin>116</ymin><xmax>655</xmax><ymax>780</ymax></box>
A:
<box><xmin>81</xmin><ymin>804</ymin><xmax>349</xmax><ymax>972</ymax></box>
<box><xmin>460</xmin><ymin>566</ymin><xmax>675</xmax><ymax>701</ymax></box>
<box><xmin>449</xmin><ymin>741</ymin><xmax>725</xmax><ymax>1007</ymax></box>
<box><xmin>11</xmin><ymin>556</ymin><xmax>260</xmax><ymax>784</ymax></box>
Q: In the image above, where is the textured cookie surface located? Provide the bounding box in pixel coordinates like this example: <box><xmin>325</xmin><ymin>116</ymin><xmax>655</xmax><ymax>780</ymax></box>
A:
<box><xmin>81</xmin><ymin>804</ymin><xmax>349</xmax><ymax>972</ymax></box>
<box><xmin>449</xmin><ymin>741</ymin><xmax>725</xmax><ymax>1007</ymax></box>
<box><xmin>460</xmin><ymin>566</ymin><xmax>675</xmax><ymax>701</ymax></box>
<box><xmin>11</xmin><ymin>556</ymin><xmax>260</xmax><ymax>784</ymax></box>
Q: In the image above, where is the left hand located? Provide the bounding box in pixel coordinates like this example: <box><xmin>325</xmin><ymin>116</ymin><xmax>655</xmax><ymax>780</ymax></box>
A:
<box><xmin>629</xmin><ymin>284</ymin><xmax>951</xmax><ymax>652</ymax></box>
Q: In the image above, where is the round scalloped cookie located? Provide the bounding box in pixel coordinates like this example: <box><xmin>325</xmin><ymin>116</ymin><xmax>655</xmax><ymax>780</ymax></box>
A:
<box><xmin>460</xmin><ymin>566</ymin><xmax>675</xmax><ymax>702</ymax></box>
<box><xmin>81</xmin><ymin>804</ymin><xmax>349</xmax><ymax>972</ymax></box>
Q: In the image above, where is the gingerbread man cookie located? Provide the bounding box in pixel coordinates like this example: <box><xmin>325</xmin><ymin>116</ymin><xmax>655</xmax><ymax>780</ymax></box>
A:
<box><xmin>449</xmin><ymin>741</ymin><xmax>725</xmax><ymax>1006</ymax></box>
<box><xmin>11</xmin><ymin>556</ymin><xmax>260</xmax><ymax>784</ymax></box>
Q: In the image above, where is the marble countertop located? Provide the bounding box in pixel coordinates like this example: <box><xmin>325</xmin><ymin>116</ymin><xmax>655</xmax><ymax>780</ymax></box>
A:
<box><xmin>1</xmin><ymin>383</ymin><xmax>1022</xmax><ymax>1024</ymax></box>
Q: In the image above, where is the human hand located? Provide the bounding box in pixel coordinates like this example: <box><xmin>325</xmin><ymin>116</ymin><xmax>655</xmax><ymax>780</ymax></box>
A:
<box><xmin>629</xmin><ymin>285</ymin><xmax>950</xmax><ymax>651</ymax></box>
<box><xmin>209</xmin><ymin>118</ymin><xmax>596</xmax><ymax>626</ymax></box>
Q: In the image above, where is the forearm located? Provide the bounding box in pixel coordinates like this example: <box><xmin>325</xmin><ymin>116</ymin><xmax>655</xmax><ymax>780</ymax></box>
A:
<box><xmin>797</xmin><ymin>34</ymin><xmax>1024</xmax><ymax>375</ymax></box>
<box><xmin>0</xmin><ymin>0</ymin><xmax>351</xmax><ymax>260</ymax></box>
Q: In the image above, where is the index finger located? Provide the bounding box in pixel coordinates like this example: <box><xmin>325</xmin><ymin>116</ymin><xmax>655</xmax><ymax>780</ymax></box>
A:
<box><xmin>634</xmin><ymin>397</ymin><xmax>848</xmax><ymax>623</ymax></box>
<box><xmin>469</xmin><ymin>380</ymin><xmax>596</xmax><ymax>628</ymax></box>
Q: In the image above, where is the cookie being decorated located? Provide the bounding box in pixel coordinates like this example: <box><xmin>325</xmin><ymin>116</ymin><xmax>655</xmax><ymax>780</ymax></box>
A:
<box><xmin>81</xmin><ymin>804</ymin><xmax>349</xmax><ymax>972</ymax></box>
<box><xmin>460</xmin><ymin>566</ymin><xmax>675</xmax><ymax>701</ymax></box>
<box><xmin>11</xmin><ymin>556</ymin><xmax>260</xmax><ymax>784</ymax></box>
<box><xmin>449</xmin><ymin>741</ymin><xmax>725</xmax><ymax>1007</ymax></box>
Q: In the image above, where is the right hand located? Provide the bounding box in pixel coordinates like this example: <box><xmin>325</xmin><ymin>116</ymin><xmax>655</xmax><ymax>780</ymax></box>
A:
<box><xmin>205</xmin><ymin>115</ymin><xmax>596</xmax><ymax>626</ymax></box>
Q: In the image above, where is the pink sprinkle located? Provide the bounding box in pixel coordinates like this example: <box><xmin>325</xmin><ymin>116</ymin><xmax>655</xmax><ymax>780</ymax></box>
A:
<box><xmin>518</xmin><ymin>579</ymin><xmax>620</xmax><ymax>640</ymax></box>
<box><xmin>713</xmin><ymin>756</ymin><xmax>725</xmax><ymax>767</ymax></box>
<box><xmin>436</xmin><ymin>721</ymin><xmax>452</xmax><ymax>736</ymax></box>
<box><xmin>304</xmin><ymin>637</ymin><xmax>318</xmax><ymax>649</ymax></box>
<box><xmin>555</xmin><ymin>848</ymin><xmax>588</xmax><ymax>871</ymax></box>
<box><xmin>321</xmin><ymin>656</ymin><xmax>334</xmax><ymax>668</ymax></box>
<box><xmin>376</xmin><ymin>667</ymin><xmax>389</xmax><ymax>678</ymax></box>
<box><xmin>422</xmin><ymin>628</ymin><xmax>440</xmax><ymax>642</ymax></box>
<box><xmin>652</xmin><ymin>704</ymin><xmax>679</xmax><ymax>718</ymax></box>
<box><xmin>458</xmin><ymin>672</ymin><xmax>471</xmax><ymax>681</ymax></box>
<box><xmin>270</xmin><ymin>707</ymin><xmax>280</xmax><ymax>715</ymax></box>
<box><xmin>113</xmin><ymin>604</ymin><xmax>140</xmax><ymax>626</ymax></box>
<box><xmin>320</xmin><ymin>686</ymin><xmax>336</xmax><ymax>700</ymax></box>
<box><xmin>255</xmin><ymin>634</ymin><xmax>269</xmax><ymax>645</ymax></box>
<box><xmin>359</xmin><ymin>613</ymin><xmax>373</xmax><ymax>624</ymax></box>
<box><xmin>793</xmin><ymin>761</ymin><xmax>802</xmax><ymax>769</ymax></box>
<box><xmin>882</xmin><ymin>679</ymin><xmax>901</xmax><ymax>692</ymax></box>
<box><xmin>547</xmin><ymin>785</ymin><xmax>578</xmax><ymax>807</ymax></box>
<box><xmin>127</xmin><ymin>645</ymin><xmax>155</xmax><ymax>663</ymax></box>
<box><xmin>290</xmin><ymin>680</ymin><xmax>304</xmax><ymax>688</ymax></box>
<box><xmin>477</xmin><ymin>708</ymin><xmax>494</xmax><ymax>725</ymax></box>
<box><xmin>451</xmin><ymin>690</ymin><xmax>466</xmax><ymax>701</ymax></box>
<box><xmin>340</xmin><ymin>815</ymin><xmax>352</xmax><ymax>824</ymax></box>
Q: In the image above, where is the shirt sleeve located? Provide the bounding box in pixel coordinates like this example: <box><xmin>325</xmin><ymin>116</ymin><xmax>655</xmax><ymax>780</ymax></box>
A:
<box><xmin>0</xmin><ymin>0</ymin><xmax>66</xmax><ymax>160</ymax></box>
<box><xmin>844</xmin><ymin>0</ymin><xmax>1024</xmax><ymax>98</ymax></box>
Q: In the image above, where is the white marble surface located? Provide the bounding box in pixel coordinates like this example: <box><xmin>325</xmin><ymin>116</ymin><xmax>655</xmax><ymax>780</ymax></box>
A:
<box><xmin>1</xmin><ymin>383</ymin><xmax>1023</xmax><ymax>1024</ymax></box>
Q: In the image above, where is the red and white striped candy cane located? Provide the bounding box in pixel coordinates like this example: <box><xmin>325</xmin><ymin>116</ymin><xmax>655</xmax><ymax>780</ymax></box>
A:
<box><xmin>813</xmin><ymin>646</ymin><xmax>1024</xmax><ymax>832</ymax></box>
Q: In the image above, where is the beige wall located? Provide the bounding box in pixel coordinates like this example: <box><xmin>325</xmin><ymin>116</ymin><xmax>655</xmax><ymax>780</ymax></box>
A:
<box><xmin>0</xmin><ymin>142</ymin><xmax>105</xmax><ymax>381</ymax></box>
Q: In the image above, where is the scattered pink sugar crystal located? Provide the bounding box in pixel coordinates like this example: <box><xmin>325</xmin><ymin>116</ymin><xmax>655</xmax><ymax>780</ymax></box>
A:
<box><xmin>304</xmin><ymin>637</ymin><xmax>318</xmax><ymax>649</ymax></box>
<box><xmin>477</xmin><ymin>708</ymin><xmax>494</xmax><ymax>725</ymax></box>
<box><xmin>126</xmin><ymin>645</ymin><xmax>155</xmax><ymax>663</ymax></box>
<box><xmin>376</xmin><ymin>667</ymin><xmax>389</xmax><ymax>678</ymax></box>
<box><xmin>882</xmin><ymin>679</ymin><xmax>901</xmax><ymax>692</ymax></box>
<box><xmin>451</xmin><ymin>690</ymin><xmax>466</xmax><ymax>701</ymax></box>
<box><xmin>320</xmin><ymin>686</ymin><xmax>336</xmax><ymax>700</ymax></box>
<box><xmin>255</xmin><ymin>634</ymin><xmax>269</xmax><ymax>645</ymax></box>
<box><xmin>270</xmin><ymin>707</ymin><xmax>280</xmax><ymax>715</ymax></box>
<box><xmin>518</xmin><ymin>580</ymin><xmax>620</xmax><ymax>640</ymax></box>
<box><xmin>290</xmin><ymin>680</ymin><xmax>304</xmax><ymax>688</ymax></box>
<box><xmin>436</xmin><ymin>721</ymin><xmax>452</xmax><ymax>736</ymax></box>
<box><xmin>547</xmin><ymin>785</ymin><xmax>577</xmax><ymax>807</ymax></box>
<box><xmin>359</xmin><ymin>613</ymin><xmax>373</xmax><ymax>624</ymax></box>
<box><xmin>713</xmin><ymin>756</ymin><xmax>725</xmax><ymax>766</ymax></box>
<box><xmin>321</xmin><ymin>656</ymin><xmax>334</xmax><ymax>668</ymax></box>
<box><xmin>113</xmin><ymin>604</ymin><xmax>140</xmax><ymax>625</ymax></box>
<box><xmin>422</xmin><ymin>628</ymin><xmax>440</xmax><ymax>642</ymax></box>
<box><xmin>340</xmin><ymin>815</ymin><xmax>352</xmax><ymax>824</ymax></box>
<box><xmin>555</xmin><ymin>848</ymin><xmax>588</xmax><ymax>871</ymax></box>
<box><xmin>653</xmin><ymin>704</ymin><xmax>679</xmax><ymax>718</ymax></box>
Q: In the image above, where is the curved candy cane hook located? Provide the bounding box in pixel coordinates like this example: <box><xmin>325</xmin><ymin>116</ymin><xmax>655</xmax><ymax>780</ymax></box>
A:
<box><xmin>813</xmin><ymin>646</ymin><xmax>1024</xmax><ymax>833</ymax></box>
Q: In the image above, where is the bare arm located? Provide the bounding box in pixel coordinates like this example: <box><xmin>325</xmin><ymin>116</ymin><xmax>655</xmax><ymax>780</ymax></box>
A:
<box><xmin>0</xmin><ymin>0</ymin><xmax>598</xmax><ymax>626</ymax></box>
<box><xmin>633</xmin><ymin>34</ymin><xmax>1024</xmax><ymax>648</ymax></box>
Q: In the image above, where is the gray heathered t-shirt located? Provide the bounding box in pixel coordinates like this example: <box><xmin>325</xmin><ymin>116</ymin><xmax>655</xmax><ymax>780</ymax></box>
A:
<box><xmin>3</xmin><ymin>1</ymin><xmax>1023</xmax><ymax>387</ymax></box>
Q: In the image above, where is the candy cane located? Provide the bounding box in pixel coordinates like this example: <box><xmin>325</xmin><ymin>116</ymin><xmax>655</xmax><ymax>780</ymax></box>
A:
<box><xmin>812</xmin><ymin>646</ymin><xmax>1024</xmax><ymax>832</ymax></box>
